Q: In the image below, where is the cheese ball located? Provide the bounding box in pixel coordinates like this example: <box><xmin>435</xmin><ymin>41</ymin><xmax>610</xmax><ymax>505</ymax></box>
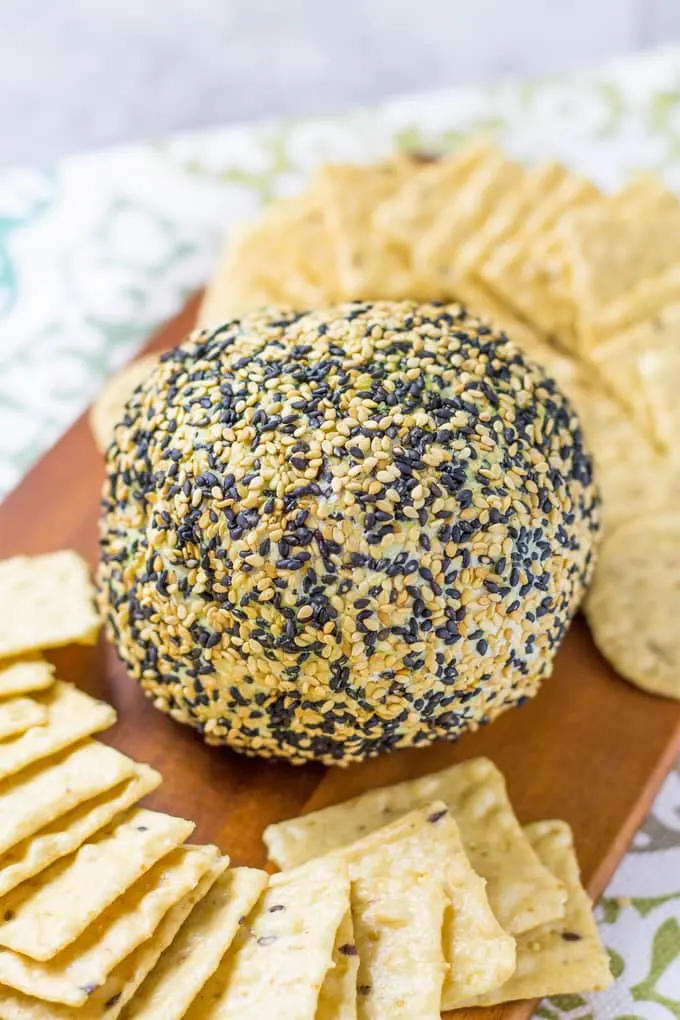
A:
<box><xmin>98</xmin><ymin>302</ymin><xmax>599</xmax><ymax>765</ymax></box>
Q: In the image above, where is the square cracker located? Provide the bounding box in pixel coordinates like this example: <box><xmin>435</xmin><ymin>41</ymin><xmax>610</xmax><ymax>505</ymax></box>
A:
<box><xmin>348</xmin><ymin>842</ymin><xmax>446</xmax><ymax>1019</ymax></box>
<box><xmin>374</xmin><ymin>137</ymin><xmax>500</xmax><ymax>247</ymax></box>
<box><xmin>185</xmin><ymin>857</ymin><xmax>349</xmax><ymax>1020</ymax></box>
<box><xmin>0</xmin><ymin>765</ymin><xmax>160</xmax><ymax>899</ymax></box>
<box><xmin>316</xmin><ymin>910</ymin><xmax>359</xmax><ymax>1020</ymax></box>
<box><xmin>561</xmin><ymin>201</ymin><xmax>680</xmax><ymax>346</ymax></box>
<box><xmin>320</xmin><ymin>802</ymin><xmax>516</xmax><ymax>1007</ymax></box>
<box><xmin>413</xmin><ymin>153</ymin><xmax>524</xmax><ymax>295</ymax></box>
<box><xmin>462</xmin><ymin>821</ymin><xmax>612</xmax><ymax>1004</ymax></box>
<box><xmin>125</xmin><ymin>866</ymin><xmax>267</xmax><ymax>1020</ymax></box>
<box><xmin>0</xmin><ymin>550</ymin><xmax>101</xmax><ymax>658</ymax></box>
<box><xmin>315</xmin><ymin>158</ymin><xmax>421</xmax><ymax>301</ymax></box>
<box><xmin>0</xmin><ymin>807</ymin><xmax>193</xmax><ymax>961</ymax></box>
<box><xmin>264</xmin><ymin>757</ymin><xmax>565</xmax><ymax>935</ymax></box>
<box><xmin>198</xmin><ymin>193</ymin><xmax>338</xmax><ymax>325</ymax></box>
<box><xmin>0</xmin><ymin>680</ymin><xmax>116</xmax><ymax>784</ymax></box>
<box><xmin>0</xmin><ymin>740</ymin><xmax>137</xmax><ymax>857</ymax></box>
<box><xmin>0</xmin><ymin>846</ymin><xmax>220</xmax><ymax>1006</ymax></box>
<box><xmin>455</xmin><ymin>161</ymin><xmax>571</xmax><ymax>275</ymax></box>
<box><xmin>0</xmin><ymin>857</ymin><xmax>229</xmax><ymax>1020</ymax></box>
<box><xmin>0</xmin><ymin>696</ymin><xmax>47</xmax><ymax>741</ymax></box>
<box><xmin>0</xmin><ymin>657</ymin><xmax>54</xmax><ymax>699</ymax></box>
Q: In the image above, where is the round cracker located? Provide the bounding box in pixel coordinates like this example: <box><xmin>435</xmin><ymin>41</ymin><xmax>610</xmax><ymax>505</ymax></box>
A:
<box><xmin>585</xmin><ymin>512</ymin><xmax>680</xmax><ymax>698</ymax></box>
<box><xmin>90</xmin><ymin>355</ymin><xmax>160</xmax><ymax>454</ymax></box>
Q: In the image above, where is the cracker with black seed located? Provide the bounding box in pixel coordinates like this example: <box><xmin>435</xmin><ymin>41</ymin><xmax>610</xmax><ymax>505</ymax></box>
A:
<box><xmin>0</xmin><ymin>681</ymin><xmax>116</xmax><ymax>784</ymax></box>
<box><xmin>0</xmin><ymin>809</ymin><xmax>193</xmax><ymax>960</ymax></box>
<box><xmin>0</xmin><ymin>858</ymin><xmax>228</xmax><ymax>1020</ymax></box>
<box><xmin>184</xmin><ymin>857</ymin><xmax>349</xmax><ymax>1020</ymax></box>
<box><xmin>264</xmin><ymin>757</ymin><xmax>565</xmax><ymax>935</ymax></box>
<box><xmin>318</xmin><ymin>801</ymin><xmax>516</xmax><ymax>1007</ymax></box>
<box><xmin>316</xmin><ymin>910</ymin><xmax>359</xmax><ymax>1020</ymax></box>
<box><xmin>0</xmin><ymin>551</ymin><xmax>100</xmax><ymax>658</ymax></box>
<box><xmin>0</xmin><ymin>765</ymin><xmax>161</xmax><ymax>899</ymax></box>
<box><xmin>585</xmin><ymin>511</ymin><xmax>680</xmax><ymax>699</ymax></box>
<box><xmin>460</xmin><ymin>820</ymin><xmax>612</xmax><ymax>1004</ymax></box>
<box><xmin>0</xmin><ymin>740</ymin><xmax>137</xmax><ymax>858</ymax></box>
<box><xmin>125</xmin><ymin>867</ymin><xmax>267</xmax><ymax>1020</ymax></box>
<box><xmin>0</xmin><ymin>846</ymin><xmax>219</xmax><ymax>1006</ymax></box>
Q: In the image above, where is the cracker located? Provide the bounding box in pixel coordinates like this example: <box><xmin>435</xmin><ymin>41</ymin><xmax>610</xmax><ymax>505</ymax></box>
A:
<box><xmin>585</xmin><ymin>323</ymin><xmax>659</xmax><ymax>441</ymax></box>
<box><xmin>638</xmin><ymin>342</ymin><xmax>680</xmax><ymax>464</ymax></box>
<box><xmin>0</xmin><ymin>697</ymin><xmax>47</xmax><ymax>741</ymax></box>
<box><xmin>0</xmin><ymin>681</ymin><xmax>116</xmax><ymax>784</ymax></box>
<box><xmin>315</xmin><ymin>158</ymin><xmax>421</xmax><ymax>300</ymax></box>
<box><xmin>90</xmin><ymin>355</ymin><xmax>160</xmax><ymax>454</ymax></box>
<box><xmin>320</xmin><ymin>801</ymin><xmax>516</xmax><ymax>1006</ymax></box>
<box><xmin>413</xmin><ymin>153</ymin><xmax>524</xmax><ymax>294</ymax></box>
<box><xmin>198</xmin><ymin>193</ymin><xmax>338</xmax><ymax>325</ymax></box>
<box><xmin>611</xmin><ymin>172</ymin><xmax>680</xmax><ymax>217</ymax></box>
<box><xmin>349</xmin><ymin>846</ymin><xmax>446</xmax><ymax>1018</ymax></box>
<box><xmin>514</xmin><ymin>171</ymin><xmax>601</xmax><ymax>240</ymax></box>
<box><xmin>585</xmin><ymin>262</ymin><xmax>680</xmax><ymax>342</ymax></box>
<box><xmin>374</xmin><ymin>137</ymin><xmax>500</xmax><ymax>247</ymax></box>
<box><xmin>316</xmin><ymin>910</ymin><xmax>358</xmax><ymax>1020</ymax></box>
<box><xmin>0</xmin><ymin>808</ymin><xmax>194</xmax><ymax>960</ymax></box>
<box><xmin>562</xmin><ymin>201</ymin><xmax>680</xmax><ymax>346</ymax></box>
<box><xmin>0</xmin><ymin>858</ymin><xmax>228</xmax><ymax>1020</ymax></box>
<box><xmin>124</xmin><ymin>867</ymin><xmax>266</xmax><ymax>1020</ymax></box>
<box><xmin>585</xmin><ymin>511</ymin><xmax>680</xmax><ymax>698</ymax></box>
<box><xmin>185</xmin><ymin>857</ymin><xmax>349</xmax><ymax>1020</ymax></box>
<box><xmin>455</xmin><ymin>161</ymin><xmax>568</xmax><ymax>274</ymax></box>
<box><xmin>0</xmin><ymin>551</ymin><xmax>101</xmax><ymax>658</ymax></box>
<box><xmin>0</xmin><ymin>740</ymin><xmax>137</xmax><ymax>857</ymax></box>
<box><xmin>0</xmin><ymin>657</ymin><xmax>54</xmax><ymax>699</ymax></box>
<box><xmin>0</xmin><ymin>846</ymin><xmax>220</xmax><ymax>1006</ymax></box>
<box><xmin>265</xmin><ymin>757</ymin><xmax>565</xmax><ymax>935</ymax></box>
<box><xmin>0</xmin><ymin>765</ymin><xmax>161</xmax><ymax>899</ymax></box>
<box><xmin>462</xmin><ymin>821</ymin><xmax>612</xmax><ymax>1004</ymax></box>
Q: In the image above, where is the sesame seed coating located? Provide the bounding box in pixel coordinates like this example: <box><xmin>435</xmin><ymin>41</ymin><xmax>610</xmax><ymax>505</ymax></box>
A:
<box><xmin>98</xmin><ymin>301</ymin><xmax>600</xmax><ymax>765</ymax></box>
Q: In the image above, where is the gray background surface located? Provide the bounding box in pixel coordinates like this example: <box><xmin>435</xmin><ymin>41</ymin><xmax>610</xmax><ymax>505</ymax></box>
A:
<box><xmin>2</xmin><ymin>0</ymin><xmax>680</xmax><ymax>168</ymax></box>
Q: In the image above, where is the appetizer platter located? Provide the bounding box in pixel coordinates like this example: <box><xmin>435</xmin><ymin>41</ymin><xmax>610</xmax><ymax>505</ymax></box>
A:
<box><xmin>0</xmin><ymin>136</ymin><xmax>680</xmax><ymax>1019</ymax></box>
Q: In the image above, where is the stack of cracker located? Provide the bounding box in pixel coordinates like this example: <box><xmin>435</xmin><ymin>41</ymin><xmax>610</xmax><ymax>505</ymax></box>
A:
<box><xmin>197</xmin><ymin>139</ymin><xmax>680</xmax><ymax>701</ymax></box>
<box><xmin>0</xmin><ymin>549</ymin><xmax>611</xmax><ymax>1017</ymax></box>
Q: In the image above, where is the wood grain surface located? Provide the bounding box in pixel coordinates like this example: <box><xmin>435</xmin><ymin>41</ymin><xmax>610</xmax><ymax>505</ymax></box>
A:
<box><xmin>1</xmin><ymin>292</ymin><xmax>679</xmax><ymax>1020</ymax></box>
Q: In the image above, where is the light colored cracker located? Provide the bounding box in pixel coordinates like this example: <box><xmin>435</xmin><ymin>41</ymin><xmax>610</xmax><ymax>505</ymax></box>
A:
<box><xmin>315</xmin><ymin>158</ymin><xmax>421</xmax><ymax>300</ymax></box>
<box><xmin>265</xmin><ymin>757</ymin><xmax>565</xmax><ymax>935</ymax></box>
<box><xmin>455</xmin><ymin>161</ymin><xmax>568</xmax><ymax>274</ymax></box>
<box><xmin>0</xmin><ymin>551</ymin><xmax>101</xmax><ymax>658</ymax></box>
<box><xmin>585</xmin><ymin>511</ymin><xmax>680</xmax><ymax>698</ymax></box>
<box><xmin>611</xmin><ymin>172</ymin><xmax>680</xmax><ymax>217</ymax></box>
<box><xmin>463</xmin><ymin>821</ymin><xmax>612</xmax><ymax>1004</ymax></box>
<box><xmin>583</xmin><ymin>261</ymin><xmax>680</xmax><ymax>347</ymax></box>
<box><xmin>413</xmin><ymin>153</ymin><xmax>524</xmax><ymax>294</ymax></box>
<box><xmin>0</xmin><ymin>657</ymin><xmax>54</xmax><ymax>699</ymax></box>
<box><xmin>562</xmin><ymin>202</ymin><xmax>680</xmax><ymax>346</ymax></box>
<box><xmin>0</xmin><ymin>740</ymin><xmax>137</xmax><ymax>857</ymax></box>
<box><xmin>349</xmin><ymin>845</ymin><xmax>446</xmax><ymax>1019</ymax></box>
<box><xmin>123</xmin><ymin>866</ymin><xmax>267</xmax><ymax>1020</ymax></box>
<box><xmin>0</xmin><ymin>858</ymin><xmax>228</xmax><ymax>1020</ymax></box>
<box><xmin>0</xmin><ymin>845</ymin><xmax>220</xmax><ymax>1006</ymax></box>
<box><xmin>321</xmin><ymin>801</ymin><xmax>516</xmax><ymax>1006</ymax></box>
<box><xmin>0</xmin><ymin>765</ymin><xmax>161</xmax><ymax>899</ymax></box>
<box><xmin>316</xmin><ymin>910</ymin><xmax>358</xmax><ymax>1020</ymax></box>
<box><xmin>198</xmin><ymin>193</ymin><xmax>338</xmax><ymax>325</ymax></box>
<box><xmin>514</xmin><ymin>171</ymin><xmax>601</xmax><ymax>241</ymax></box>
<box><xmin>374</xmin><ymin>137</ymin><xmax>500</xmax><ymax>247</ymax></box>
<box><xmin>0</xmin><ymin>808</ymin><xmax>193</xmax><ymax>960</ymax></box>
<box><xmin>90</xmin><ymin>355</ymin><xmax>160</xmax><ymax>454</ymax></box>
<box><xmin>585</xmin><ymin>322</ymin><xmax>660</xmax><ymax>440</ymax></box>
<box><xmin>186</xmin><ymin>857</ymin><xmax>349</xmax><ymax>1020</ymax></box>
<box><xmin>638</xmin><ymin>343</ymin><xmax>680</xmax><ymax>464</ymax></box>
<box><xmin>0</xmin><ymin>680</ymin><xmax>116</xmax><ymax>784</ymax></box>
<box><xmin>0</xmin><ymin>697</ymin><xmax>47</xmax><ymax>741</ymax></box>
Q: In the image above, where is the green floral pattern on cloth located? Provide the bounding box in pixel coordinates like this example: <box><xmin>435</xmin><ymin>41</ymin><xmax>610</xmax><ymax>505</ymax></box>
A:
<box><xmin>0</xmin><ymin>45</ymin><xmax>679</xmax><ymax>1016</ymax></box>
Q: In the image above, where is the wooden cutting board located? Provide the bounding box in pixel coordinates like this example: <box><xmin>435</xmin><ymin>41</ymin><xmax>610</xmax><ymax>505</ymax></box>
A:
<box><xmin>2</xmin><ymin>292</ymin><xmax>679</xmax><ymax>1020</ymax></box>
